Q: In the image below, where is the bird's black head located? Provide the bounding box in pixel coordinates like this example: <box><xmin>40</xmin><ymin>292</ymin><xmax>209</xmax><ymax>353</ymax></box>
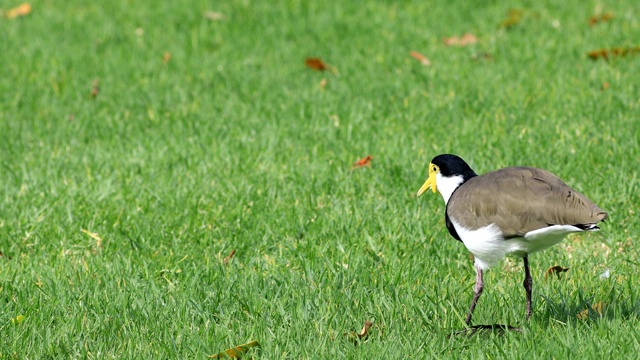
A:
<box><xmin>417</xmin><ymin>154</ymin><xmax>478</xmax><ymax>198</ymax></box>
<box><xmin>430</xmin><ymin>154</ymin><xmax>478</xmax><ymax>180</ymax></box>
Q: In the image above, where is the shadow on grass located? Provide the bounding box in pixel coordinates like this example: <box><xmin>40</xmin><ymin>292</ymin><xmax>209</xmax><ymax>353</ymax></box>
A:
<box><xmin>443</xmin><ymin>290</ymin><xmax>640</xmax><ymax>339</ymax></box>
<box><xmin>448</xmin><ymin>324</ymin><xmax>524</xmax><ymax>338</ymax></box>
<box><xmin>540</xmin><ymin>290</ymin><xmax>640</xmax><ymax>325</ymax></box>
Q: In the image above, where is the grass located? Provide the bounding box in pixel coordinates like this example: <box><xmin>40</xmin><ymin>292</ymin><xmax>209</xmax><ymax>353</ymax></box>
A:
<box><xmin>1</xmin><ymin>0</ymin><xmax>639</xmax><ymax>358</ymax></box>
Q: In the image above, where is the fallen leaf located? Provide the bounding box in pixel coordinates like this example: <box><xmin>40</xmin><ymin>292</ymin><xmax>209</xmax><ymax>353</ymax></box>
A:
<box><xmin>442</xmin><ymin>33</ymin><xmax>477</xmax><ymax>47</ymax></box>
<box><xmin>90</xmin><ymin>79</ymin><xmax>100</xmax><ymax>98</ymax></box>
<box><xmin>5</xmin><ymin>3</ymin><xmax>31</xmax><ymax>19</ymax></box>
<box><xmin>459</xmin><ymin>33</ymin><xmax>478</xmax><ymax>46</ymax></box>
<box><xmin>223</xmin><ymin>249</ymin><xmax>236</xmax><ymax>265</ymax></box>
<box><xmin>499</xmin><ymin>8</ymin><xmax>524</xmax><ymax>28</ymax></box>
<box><xmin>204</xmin><ymin>11</ymin><xmax>225</xmax><ymax>21</ymax></box>
<box><xmin>588</xmin><ymin>47</ymin><xmax>640</xmax><ymax>60</ymax></box>
<box><xmin>357</xmin><ymin>320</ymin><xmax>372</xmax><ymax>339</ymax></box>
<box><xmin>410</xmin><ymin>51</ymin><xmax>431</xmax><ymax>66</ymax></box>
<box><xmin>544</xmin><ymin>265</ymin><xmax>569</xmax><ymax>279</ymax></box>
<box><xmin>352</xmin><ymin>155</ymin><xmax>372</xmax><ymax>169</ymax></box>
<box><xmin>587</xmin><ymin>49</ymin><xmax>609</xmax><ymax>60</ymax></box>
<box><xmin>208</xmin><ymin>340</ymin><xmax>260</xmax><ymax>359</ymax></box>
<box><xmin>163</xmin><ymin>52</ymin><xmax>172</xmax><ymax>64</ymax></box>
<box><xmin>305</xmin><ymin>57</ymin><xmax>329</xmax><ymax>71</ymax></box>
<box><xmin>345</xmin><ymin>320</ymin><xmax>373</xmax><ymax>344</ymax></box>
<box><xmin>577</xmin><ymin>302</ymin><xmax>605</xmax><ymax>320</ymax></box>
<box><xmin>589</xmin><ymin>12</ymin><xmax>614</xmax><ymax>26</ymax></box>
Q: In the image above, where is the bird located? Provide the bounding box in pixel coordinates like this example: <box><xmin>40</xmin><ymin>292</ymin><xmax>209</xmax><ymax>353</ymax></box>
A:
<box><xmin>416</xmin><ymin>154</ymin><xmax>607</xmax><ymax>325</ymax></box>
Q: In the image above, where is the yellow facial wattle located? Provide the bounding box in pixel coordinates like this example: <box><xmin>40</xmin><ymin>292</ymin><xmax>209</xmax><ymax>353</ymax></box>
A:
<box><xmin>417</xmin><ymin>163</ymin><xmax>438</xmax><ymax>196</ymax></box>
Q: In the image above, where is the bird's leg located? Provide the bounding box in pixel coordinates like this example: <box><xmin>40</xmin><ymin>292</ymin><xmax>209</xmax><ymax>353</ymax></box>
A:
<box><xmin>465</xmin><ymin>267</ymin><xmax>484</xmax><ymax>325</ymax></box>
<box><xmin>523</xmin><ymin>256</ymin><xmax>533</xmax><ymax>320</ymax></box>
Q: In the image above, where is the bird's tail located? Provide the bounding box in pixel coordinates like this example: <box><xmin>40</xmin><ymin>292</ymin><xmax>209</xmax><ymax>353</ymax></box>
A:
<box><xmin>575</xmin><ymin>223</ymin><xmax>600</xmax><ymax>231</ymax></box>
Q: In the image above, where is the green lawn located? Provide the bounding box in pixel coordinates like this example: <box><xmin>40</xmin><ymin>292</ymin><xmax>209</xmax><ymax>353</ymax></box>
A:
<box><xmin>1</xmin><ymin>0</ymin><xmax>639</xmax><ymax>358</ymax></box>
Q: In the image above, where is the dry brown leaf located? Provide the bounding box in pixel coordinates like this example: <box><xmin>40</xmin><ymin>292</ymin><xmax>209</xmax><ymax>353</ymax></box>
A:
<box><xmin>90</xmin><ymin>79</ymin><xmax>100</xmax><ymax>98</ymax></box>
<box><xmin>345</xmin><ymin>320</ymin><xmax>373</xmax><ymax>344</ymax></box>
<box><xmin>352</xmin><ymin>155</ymin><xmax>372</xmax><ymax>169</ymax></box>
<box><xmin>442</xmin><ymin>33</ymin><xmax>478</xmax><ymax>47</ymax></box>
<box><xmin>305</xmin><ymin>57</ymin><xmax>329</xmax><ymax>71</ymax></box>
<box><xmin>204</xmin><ymin>11</ymin><xmax>225</xmax><ymax>21</ymax></box>
<box><xmin>589</xmin><ymin>12</ymin><xmax>614</xmax><ymax>26</ymax></box>
<box><xmin>208</xmin><ymin>340</ymin><xmax>260</xmax><ymax>358</ymax></box>
<box><xmin>577</xmin><ymin>302</ymin><xmax>605</xmax><ymax>320</ymax></box>
<box><xmin>223</xmin><ymin>249</ymin><xmax>236</xmax><ymax>265</ymax></box>
<box><xmin>544</xmin><ymin>265</ymin><xmax>569</xmax><ymax>279</ymax></box>
<box><xmin>162</xmin><ymin>52</ymin><xmax>172</xmax><ymax>64</ymax></box>
<box><xmin>6</xmin><ymin>3</ymin><xmax>31</xmax><ymax>19</ymax></box>
<box><xmin>459</xmin><ymin>33</ymin><xmax>478</xmax><ymax>46</ymax></box>
<box><xmin>410</xmin><ymin>51</ymin><xmax>431</xmax><ymax>66</ymax></box>
<box><xmin>588</xmin><ymin>47</ymin><xmax>640</xmax><ymax>60</ymax></box>
<box><xmin>305</xmin><ymin>58</ymin><xmax>337</xmax><ymax>74</ymax></box>
<box><xmin>357</xmin><ymin>321</ymin><xmax>373</xmax><ymax>339</ymax></box>
<box><xmin>588</xmin><ymin>49</ymin><xmax>609</xmax><ymax>60</ymax></box>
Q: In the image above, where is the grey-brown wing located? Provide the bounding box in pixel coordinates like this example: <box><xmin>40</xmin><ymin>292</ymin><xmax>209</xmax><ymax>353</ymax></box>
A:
<box><xmin>447</xmin><ymin>167</ymin><xmax>608</xmax><ymax>237</ymax></box>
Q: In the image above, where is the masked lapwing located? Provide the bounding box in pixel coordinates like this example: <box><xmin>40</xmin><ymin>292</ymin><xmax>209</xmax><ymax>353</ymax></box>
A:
<box><xmin>417</xmin><ymin>154</ymin><xmax>607</xmax><ymax>325</ymax></box>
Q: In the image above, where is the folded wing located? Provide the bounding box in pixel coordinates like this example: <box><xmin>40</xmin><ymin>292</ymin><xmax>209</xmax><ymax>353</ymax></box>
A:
<box><xmin>447</xmin><ymin>167</ymin><xmax>608</xmax><ymax>238</ymax></box>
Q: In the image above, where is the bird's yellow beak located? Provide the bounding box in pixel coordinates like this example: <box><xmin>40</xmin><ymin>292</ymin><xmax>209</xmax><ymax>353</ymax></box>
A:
<box><xmin>417</xmin><ymin>163</ymin><xmax>437</xmax><ymax>197</ymax></box>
